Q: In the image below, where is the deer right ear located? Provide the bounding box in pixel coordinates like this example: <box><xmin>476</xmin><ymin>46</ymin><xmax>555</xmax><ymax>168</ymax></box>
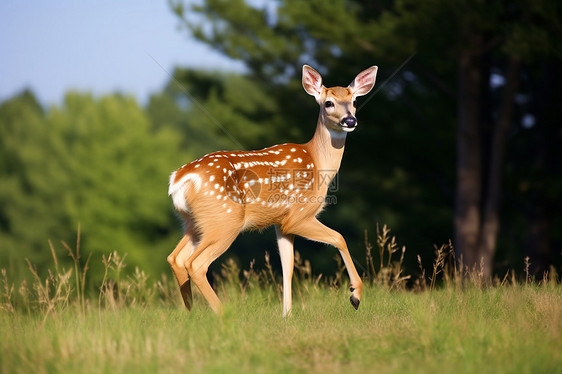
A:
<box><xmin>302</xmin><ymin>65</ymin><xmax>324</xmax><ymax>102</ymax></box>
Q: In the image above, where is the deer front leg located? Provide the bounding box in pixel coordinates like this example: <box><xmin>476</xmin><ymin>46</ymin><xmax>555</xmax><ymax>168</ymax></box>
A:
<box><xmin>285</xmin><ymin>218</ymin><xmax>363</xmax><ymax>310</ymax></box>
<box><xmin>275</xmin><ymin>225</ymin><xmax>295</xmax><ymax>317</ymax></box>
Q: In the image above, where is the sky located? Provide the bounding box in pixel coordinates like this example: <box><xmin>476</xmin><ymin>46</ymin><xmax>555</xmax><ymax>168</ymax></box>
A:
<box><xmin>0</xmin><ymin>0</ymin><xmax>245</xmax><ymax>106</ymax></box>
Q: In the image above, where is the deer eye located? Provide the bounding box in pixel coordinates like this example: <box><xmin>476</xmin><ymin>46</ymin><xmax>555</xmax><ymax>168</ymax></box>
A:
<box><xmin>325</xmin><ymin>101</ymin><xmax>334</xmax><ymax>108</ymax></box>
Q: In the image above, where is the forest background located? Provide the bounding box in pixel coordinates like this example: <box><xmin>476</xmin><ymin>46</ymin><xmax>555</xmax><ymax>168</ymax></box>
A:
<box><xmin>1</xmin><ymin>0</ymin><xmax>561</xmax><ymax>285</ymax></box>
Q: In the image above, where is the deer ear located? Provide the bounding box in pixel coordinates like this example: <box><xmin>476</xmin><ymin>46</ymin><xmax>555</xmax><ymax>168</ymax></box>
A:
<box><xmin>349</xmin><ymin>66</ymin><xmax>378</xmax><ymax>97</ymax></box>
<box><xmin>302</xmin><ymin>65</ymin><xmax>324</xmax><ymax>101</ymax></box>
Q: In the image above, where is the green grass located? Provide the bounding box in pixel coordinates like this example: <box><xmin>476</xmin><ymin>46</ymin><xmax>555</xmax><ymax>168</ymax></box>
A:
<box><xmin>1</xmin><ymin>283</ymin><xmax>561</xmax><ymax>374</ymax></box>
<box><xmin>1</xmin><ymin>227</ymin><xmax>561</xmax><ymax>373</ymax></box>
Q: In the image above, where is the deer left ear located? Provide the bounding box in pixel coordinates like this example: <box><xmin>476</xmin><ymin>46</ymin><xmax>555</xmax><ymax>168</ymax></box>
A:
<box><xmin>349</xmin><ymin>66</ymin><xmax>378</xmax><ymax>97</ymax></box>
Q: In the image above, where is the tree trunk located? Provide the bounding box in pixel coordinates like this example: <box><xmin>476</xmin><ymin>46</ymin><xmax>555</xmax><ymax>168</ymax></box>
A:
<box><xmin>479</xmin><ymin>57</ymin><xmax>521</xmax><ymax>278</ymax></box>
<box><xmin>455</xmin><ymin>48</ymin><xmax>483</xmax><ymax>271</ymax></box>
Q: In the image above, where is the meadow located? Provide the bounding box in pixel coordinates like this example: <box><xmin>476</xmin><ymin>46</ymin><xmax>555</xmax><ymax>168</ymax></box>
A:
<box><xmin>1</xmin><ymin>228</ymin><xmax>561</xmax><ymax>374</ymax></box>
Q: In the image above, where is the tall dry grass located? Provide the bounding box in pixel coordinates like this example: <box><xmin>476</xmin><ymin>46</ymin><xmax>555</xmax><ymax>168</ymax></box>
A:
<box><xmin>1</xmin><ymin>225</ymin><xmax>561</xmax><ymax>374</ymax></box>
<box><xmin>1</xmin><ymin>223</ymin><xmax>559</xmax><ymax>317</ymax></box>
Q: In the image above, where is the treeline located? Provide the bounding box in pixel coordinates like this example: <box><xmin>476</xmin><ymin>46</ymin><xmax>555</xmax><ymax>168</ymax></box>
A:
<box><xmin>1</xmin><ymin>0</ymin><xmax>561</xmax><ymax>283</ymax></box>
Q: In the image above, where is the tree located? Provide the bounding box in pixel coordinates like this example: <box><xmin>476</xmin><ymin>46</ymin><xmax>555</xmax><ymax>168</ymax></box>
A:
<box><xmin>170</xmin><ymin>0</ymin><xmax>562</xmax><ymax>276</ymax></box>
<box><xmin>0</xmin><ymin>91</ymin><xmax>193</xmax><ymax>280</ymax></box>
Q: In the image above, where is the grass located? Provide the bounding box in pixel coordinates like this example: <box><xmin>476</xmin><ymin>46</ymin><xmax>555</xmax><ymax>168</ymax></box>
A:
<box><xmin>1</xmin><ymin>226</ymin><xmax>561</xmax><ymax>373</ymax></box>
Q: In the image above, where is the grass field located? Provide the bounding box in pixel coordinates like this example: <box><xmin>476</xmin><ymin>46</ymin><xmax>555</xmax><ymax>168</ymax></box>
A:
<box><xmin>1</xmin><ymin>230</ymin><xmax>561</xmax><ymax>373</ymax></box>
<box><xmin>1</xmin><ymin>283</ymin><xmax>561</xmax><ymax>373</ymax></box>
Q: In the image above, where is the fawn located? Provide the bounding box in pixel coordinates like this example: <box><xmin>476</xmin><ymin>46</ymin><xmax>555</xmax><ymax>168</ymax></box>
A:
<box><xmin>168</xmin><ymin>65</ymin><xmax>378</xmax><ymax>316</ymax></box>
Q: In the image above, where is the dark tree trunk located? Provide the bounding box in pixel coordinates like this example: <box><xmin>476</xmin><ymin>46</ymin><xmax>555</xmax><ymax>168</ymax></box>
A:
<box><xmin>455</xmin><ymin>23</ymin><xmax>523</xmax><ymax>278</ymax></box>
<box><xmin>480</xmin><ymin>57</ymin><xmax>521</xmax><ymax>278</ymax></box>
<box><xmin>455</xmin><ymin>47</ymin><xmax>483</xmax><ymax>271</ymax></box>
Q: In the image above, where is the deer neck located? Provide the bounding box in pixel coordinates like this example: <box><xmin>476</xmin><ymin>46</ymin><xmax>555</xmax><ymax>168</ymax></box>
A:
<box><xmin>305</xmin><ymin>114</ymin><xmax>347</xmax><ymax>179</ymax></box>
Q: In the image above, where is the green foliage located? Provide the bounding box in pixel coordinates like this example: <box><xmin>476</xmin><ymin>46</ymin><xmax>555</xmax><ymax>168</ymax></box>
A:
<box><xmin>168</xmin><ymin>0</ymin><xmax>460</xmax><ymax>272</ymax></box>
<box><xmin>169</xmin><ymin>0</ymin><xmax>562</xmax><ymax>275</ymax></box>
<box><xmin>0</xmin><ymin>91</ymin><xmax>193</xmax><ymax>280</ymax></box>
<box><xmin>1</xmin><ymin>0</ymin><xmax>561</xmax><ymax>285</ymax></box>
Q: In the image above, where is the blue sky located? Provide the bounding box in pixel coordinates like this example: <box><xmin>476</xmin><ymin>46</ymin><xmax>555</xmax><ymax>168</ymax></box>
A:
<box><xmin>0</xmin><ymin>0</ymin><xmax>245</xmax><ymax>106</ymax></box>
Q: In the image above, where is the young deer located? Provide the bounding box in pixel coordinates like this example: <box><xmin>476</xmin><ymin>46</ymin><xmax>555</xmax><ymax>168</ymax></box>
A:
<box><xmin>168</xmin><ymin>65</ymin><xmax>378</xmax><ymax>316</ymax></box>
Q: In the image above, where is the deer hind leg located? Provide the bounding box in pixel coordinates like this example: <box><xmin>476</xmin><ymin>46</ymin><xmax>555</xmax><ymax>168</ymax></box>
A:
<box><xmin>285</xmin><ymin>217</ymin><xmax>363</xmax><ymax>310</ymax></box>
<box><xmin>275</xmin><ymin>225</ymin><xmax>295</xmax><ymax>317</ymax></box>
<box><xmin>185</xmin><ymin>225</ymin><xmax>242</xmax><ymax>315</ymax></box>
<box><xmin>167</xmin><ymin>220</ymin><xmax>198</xmax><ymax>310</ymax></box>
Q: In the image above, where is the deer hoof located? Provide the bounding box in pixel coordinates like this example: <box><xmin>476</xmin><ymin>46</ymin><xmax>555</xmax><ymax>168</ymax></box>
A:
<box><xmin>350</xmin><ymin>295</ymin><xmax>360</xmax><ymax>310</ymax></box>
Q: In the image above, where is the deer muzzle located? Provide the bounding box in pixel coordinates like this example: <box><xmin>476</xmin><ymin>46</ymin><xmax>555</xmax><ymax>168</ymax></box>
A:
<box><xmin>340</xmin><ymin>116</ymin><xmax>357</xmax><ymax>129</ymax></box>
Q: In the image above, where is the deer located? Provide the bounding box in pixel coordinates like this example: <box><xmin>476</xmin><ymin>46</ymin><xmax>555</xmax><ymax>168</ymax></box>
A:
<box><xmin>167</xmin><ymin>65</ymin><xmax>378</xmax><ymax>317</ymax></box>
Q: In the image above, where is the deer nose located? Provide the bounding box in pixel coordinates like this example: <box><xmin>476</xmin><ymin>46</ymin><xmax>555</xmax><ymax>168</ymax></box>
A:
<box><xmin>341</xmin><ymin>116</ymin><xmax>357</xmax><ymax>128</ymax></box>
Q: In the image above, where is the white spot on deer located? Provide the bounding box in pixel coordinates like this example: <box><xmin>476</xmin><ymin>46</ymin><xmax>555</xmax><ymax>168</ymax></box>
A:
<box><xmin>227</xmin><ymin>208</ymin><xmax>232</xmax><ymax>213</ymax></box>
<box><xmin>289</xmin><ymin>184</ymin><xmax>294</xmax><ymax>190</ymax></box>
<box><xmin>194</xmin><ymin>164</ymin><xmax>200</xmax><ymax>168</ymax></box>
<box><xmin>209</xmin><ymin>175</ymin><xmax>215</xmax><ymax>182</ymax></box>
<box><xmin>214</xmin><ymin>183</ymin><xmax>220</xmax><ymax>189</ymax></box>
<box><xmin>208</xmin><ymin>162</ymin><xmax>214</xmax><ymax>166</ymax></box>
<box><xmin>291</xmin><ymin>148</ymin><xmax>296</xmax><ymax>152</ymax></box>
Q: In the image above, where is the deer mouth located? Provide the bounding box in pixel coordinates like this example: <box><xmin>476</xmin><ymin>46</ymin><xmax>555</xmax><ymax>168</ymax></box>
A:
<box><xmin>339</xmin><ymin>124</ymin><xmax>357</xmax><ymax>132</ymax></box>
<box><xmin>339</xmin><ymin>116</ymin><xmax>357</xmax><ymax>132</ymax></box>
